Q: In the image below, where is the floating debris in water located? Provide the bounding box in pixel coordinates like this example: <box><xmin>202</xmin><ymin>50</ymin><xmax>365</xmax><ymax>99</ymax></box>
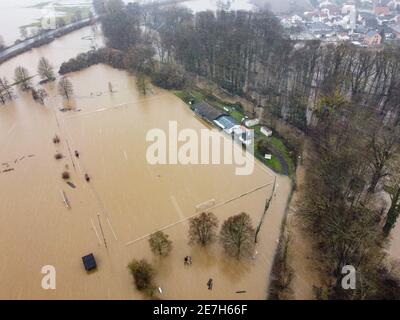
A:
<box><xmin>61</xmin><ymin>190</ymin><xmax>71</xmax><ymax>209</ymax></box>
<box><xmin>53</xmin><ymin>135</ymin><xmax>60</xmax><ymax>144</ymax></box>
<box><xmin>62</xmin><ymin>171</ymin><xmax>70</xmax><ymax>180</ymax></box>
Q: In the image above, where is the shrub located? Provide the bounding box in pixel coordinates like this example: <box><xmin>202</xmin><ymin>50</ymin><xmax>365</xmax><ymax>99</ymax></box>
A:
<box><xmin>188</xmin><ymin>212</ymin><xmax>218</xmax><ymax>246</ymax></box>
<box><xmin>257</xmin><ymin>139</ymin><xmax>271</xmax><ymax>155</ymax></box>
<box><xmin>128</xmin><ymin>259</ymin><xmax>155</xmax><ymax>294</ymax></box>
<box><xmin>149</xmin><ymin>231</ymin><xmax>172</xmax><ymax>257</ymax></box>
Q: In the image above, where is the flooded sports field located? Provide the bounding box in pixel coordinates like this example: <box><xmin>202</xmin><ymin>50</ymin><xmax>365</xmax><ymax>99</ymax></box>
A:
<box><xmin>0</xmin><ymin>26</ymin><xmax>291</xmax><ymax>299</ymax></box>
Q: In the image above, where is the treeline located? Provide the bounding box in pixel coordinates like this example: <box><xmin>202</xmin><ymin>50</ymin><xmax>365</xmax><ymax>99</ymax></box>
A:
<box><xmin>59</xmin><ymin>46</ymin><xmax>187</xmax><ymax>90</ymax></box>
<box><xmin>150</xmin><ymin>10</ymin><xmax>400</xmax><ymax>130</ymax></box>
<box><xmin>59</xmin><ymin>48</ymin><xmax>125</xmax><ymax>74</ymax></box>
<box><xmin>1</xmin><ymin>57</ymin><xmax>59</xmax><ymax>105</ymax></box>
<box><xmin>96</xmin><ymin>1</ymin><xmax>400</xmax><ymax>131</ymax></box>
<box><xmin>299</xmin><ymin>91</ymin><xmax>400</xmax><ymax>299</ymax></box>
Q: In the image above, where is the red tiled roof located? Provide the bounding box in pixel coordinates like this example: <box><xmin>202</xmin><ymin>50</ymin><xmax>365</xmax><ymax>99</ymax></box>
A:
<box><xmin>374</xmin><ymin>6</ymin><xmax>390</xmax><ymax>16</ymax></box>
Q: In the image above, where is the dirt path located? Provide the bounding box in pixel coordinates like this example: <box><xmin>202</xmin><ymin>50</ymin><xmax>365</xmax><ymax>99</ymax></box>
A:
<box><xmin>285</xmin><ymin>147</ymin><xmax>323</xmax><ymax>299</ymax></box>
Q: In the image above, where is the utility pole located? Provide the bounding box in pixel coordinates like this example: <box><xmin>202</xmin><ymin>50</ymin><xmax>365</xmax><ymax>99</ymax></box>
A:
<box><xmin>97</xmin><ymin>213</ymin><xmax>108</xmax><ymax>249</ymax></box>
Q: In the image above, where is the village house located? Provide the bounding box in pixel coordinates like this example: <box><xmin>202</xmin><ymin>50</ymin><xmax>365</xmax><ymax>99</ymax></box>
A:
<box><xmin>390</xmin><ymin>23</ymin><xmax>400</xmax><ymax>38</ymax></box>
<box><xmin>364</xmin><ymin>30</ymin><xmax>382</xmax><ymax>45</ymax></box>
<box><xmin>374</xmin><ymin>6</ymin><xmax>391</xmax><ymax>16</ymax></box>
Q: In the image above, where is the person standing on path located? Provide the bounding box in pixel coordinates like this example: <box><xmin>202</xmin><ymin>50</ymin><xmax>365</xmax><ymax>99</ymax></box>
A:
<box><xmin>207</xmin><ymin>278</ymin><xmax>213</xmax><ymax>290</ymax></box>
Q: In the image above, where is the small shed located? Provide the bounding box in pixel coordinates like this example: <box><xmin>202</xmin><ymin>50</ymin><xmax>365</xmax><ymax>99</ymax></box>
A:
<box><xmin>261</xmin><ymin>126</ymin><xmax>273</xmax><ymax>137</ymax></box>
<box><xmin>82</xmin><ymin>253</ymin><xmax>97</xmax><ymax>271</ymax></box>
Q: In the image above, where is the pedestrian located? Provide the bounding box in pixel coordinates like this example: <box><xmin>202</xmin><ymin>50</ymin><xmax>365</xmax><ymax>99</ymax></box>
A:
<box><xmin>207</xmin><ymin>278</ymin><xmax>213</xmax><ymax>290</ymax></box>
<box><xmin>184</xmin><ymin>256</ymin><xmax>189</xmax><ymax>266</ymax></box>
<box><xmin>75</xmin><ymin>150</ymin><xmax>80</xmax><ymax>158</ymax></box>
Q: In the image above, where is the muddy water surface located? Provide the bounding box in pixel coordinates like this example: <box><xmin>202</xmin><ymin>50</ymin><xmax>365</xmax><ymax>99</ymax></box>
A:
<box><xmin>0</xmin><ymin>27</ymin><xmax>291</xmax><ymax>299</ymax></box>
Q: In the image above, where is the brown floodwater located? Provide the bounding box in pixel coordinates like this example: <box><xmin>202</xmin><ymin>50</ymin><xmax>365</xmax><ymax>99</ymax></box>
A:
<box><xmin>0</xmin><ymin>26</ymin><xmax>292</xmax><ymax>299</ymax></box>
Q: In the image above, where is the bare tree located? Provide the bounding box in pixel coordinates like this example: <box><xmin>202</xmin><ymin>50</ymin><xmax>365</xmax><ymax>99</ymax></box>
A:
<box><xmin>188</xmin><ymin>212</ymin><xmax>218</xmax><ymax>246</ymax></box>
<box><xmin>0</xmin><ymin>77</ymin><xmax>13</xmax><ymax>104</ymax></box>
<box><xmin>58</xmin><ymin>77</ymin><xmax>73</xmax><ymax>100</ymax></box>
<box><xmin>367</xmin><ymin>125</ymin><xmax>399</xmax><ymax>193</ymax></box>
<box><xmin>0</xmin><ymin>89</ymin><xmax>5</xmax><ymax>104</ymax></box>
<box><xmin>38</xmin><ymin>57</ymin><xmax>55</xmax><ymax>82</ymax></box>
<box><xmin>0</xmin><ymin>78</ymin><xmax>13</xmax><ymax>99</ymax></box>
<box><xmin>19</xmin><ymin>27</ymin><xmax>28</xmax><ymax>40</ymax></box>
<box><xmin>31</xmin><ymin>88</ymin><xmax>48</xmax><ymax>104</ymax></box>
<box><xmin>268</xmin><ymin>231</ymin><xmax>293</xmax><ymax>300</ymax></box>
<box><xmin>148</xmin><ymin>231</ymin><xmax>172</xmax><ymax>257</ymax></box>
<box><xmin>383</xmin><ymin>164</ymin><xmax>400</xmax><ymax>236</ymax></box>
<box><xmin>14</xmin><ymin>66</ymin><xmax>32</xmax><ymax>91</ymax></box>
<box><xmin>220</xmin><ymin>213</ymin><xmax>255</xmax><ymax>259</ymax></box>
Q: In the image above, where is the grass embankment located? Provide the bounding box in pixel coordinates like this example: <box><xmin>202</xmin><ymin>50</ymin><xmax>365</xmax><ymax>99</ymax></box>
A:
<box><xmin>173</xmin><ymin>88</ymin><xmax>295</xmax><ymax>176</ymax></box>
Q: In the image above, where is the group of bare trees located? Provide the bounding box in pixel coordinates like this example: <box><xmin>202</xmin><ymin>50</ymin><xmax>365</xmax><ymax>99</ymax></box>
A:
<box><xmin>96</xmin><ymin>1</ymin><xmax>400</xmax><ymax>132</ymax></box>
<box><xmin>127</xmin><ymin>211</ymin><xmax>256</xmax><ymax>295</ymax></box>
<box><xmin>0</xmin><ymin>78</ymin><xmax>14</xmax><ymax>104</ymax></box>
<box><xmin>38</xmin><ymin>57</ymin><xmax>56</xmax><ymax>83</ymax></box>
<box><xmin>188</xmin><ymin>212</ymin><xmax>256</xmax><ymax>259</ymax></box>
<box><xmin>95</xmin><ymin>2</ymin><xmax>399</xmax><ymax>133</ymax></box>
<box><xmin>129</xmin><ymin>5</ymin><xmax>400</xmax><ymax>132</ymax></box>
<box><xmin>146</xmin><ymin>211</ymin><xmax>256</xmax><ymax>260</ymax></box>
<box><xmin>14</xmin><ymin>66</ymin><xmax>32</xmax><ymax>91</ymax></box>
<box><xmin>1</xmin><ymin>57</ymin><xmax>74</xmax><ymax>106</ymax></box>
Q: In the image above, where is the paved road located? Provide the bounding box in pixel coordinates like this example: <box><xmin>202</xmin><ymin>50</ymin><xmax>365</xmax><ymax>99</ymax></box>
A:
<box><xmin>0</xmin><ymin>0</ymin><xmax>191</xmax><ymax>64</ymax></box>
<box><xmin>0</xmin><ymin>18</ymin><xmax>94</xmax><ymax>63</ymax></box>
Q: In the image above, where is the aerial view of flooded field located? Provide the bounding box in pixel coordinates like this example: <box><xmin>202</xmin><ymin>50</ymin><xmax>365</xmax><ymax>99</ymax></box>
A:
<box><xmin>0</xmin><ymin>25</ymin><xmax>291</xmax><ymax>299</ymax></box>
<box><xmin>2</xmin><ymin>0</ymin><xmax>400</xmax><ymax>305</ymax></box>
